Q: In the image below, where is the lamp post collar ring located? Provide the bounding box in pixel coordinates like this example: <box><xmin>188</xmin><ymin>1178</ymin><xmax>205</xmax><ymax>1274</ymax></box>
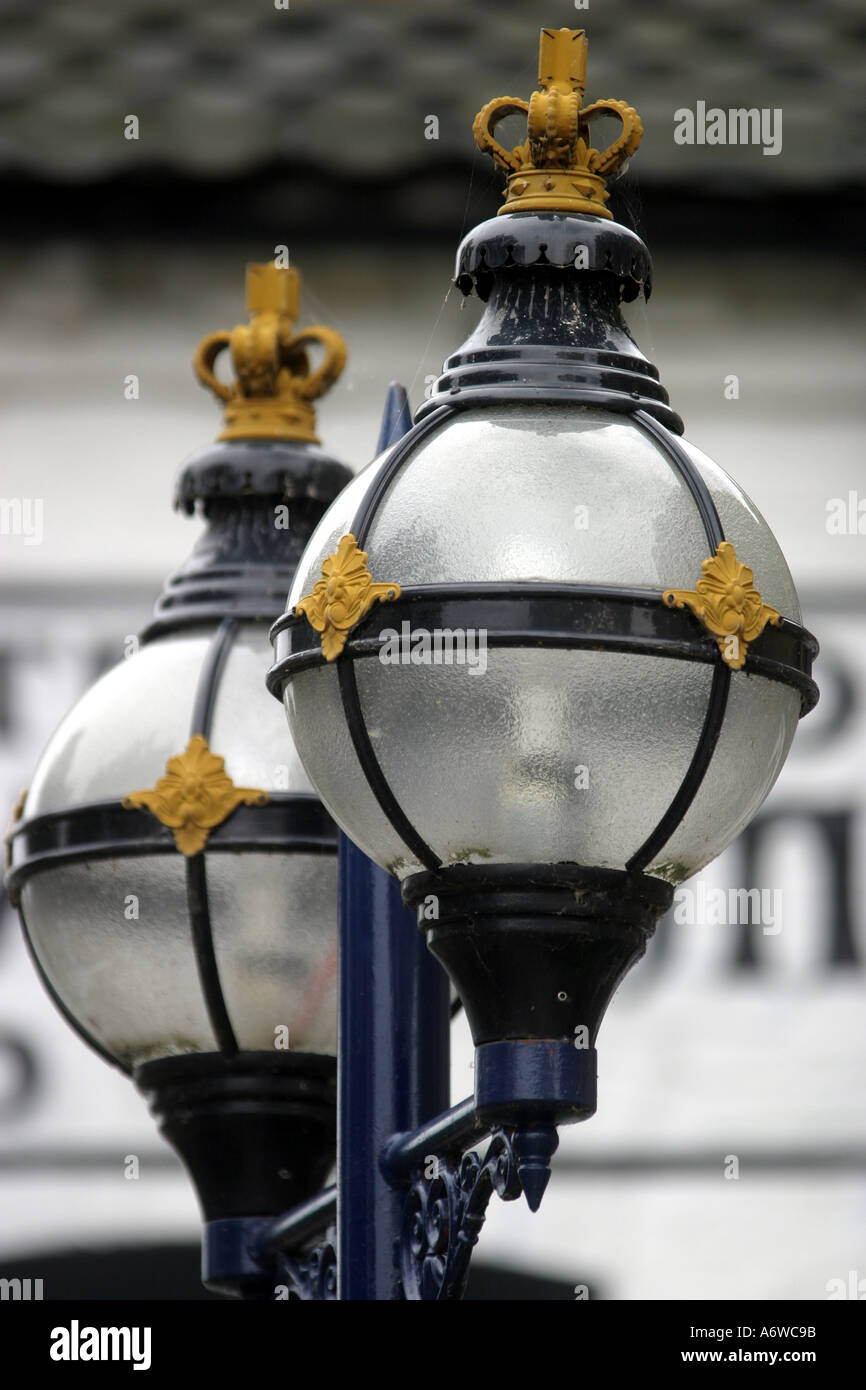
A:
<box><xmin>454</xmin><ymin>211</ymin><xmax>652</xmax><ymax>303</ymax></box>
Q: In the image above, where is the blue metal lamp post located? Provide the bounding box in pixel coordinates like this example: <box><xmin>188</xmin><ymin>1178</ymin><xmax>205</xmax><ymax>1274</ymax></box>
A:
<box><xmin>263</xmin><ymin>27</ymin><xmax>818</xmax><ymax>1299</ymax></box>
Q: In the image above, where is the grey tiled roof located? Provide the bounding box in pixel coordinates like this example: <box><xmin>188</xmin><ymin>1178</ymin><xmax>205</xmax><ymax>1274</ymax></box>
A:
<box><xmin>0</xmin><ymin>0</ymin><xmax>863</xmax><ymax>188</ymax></box>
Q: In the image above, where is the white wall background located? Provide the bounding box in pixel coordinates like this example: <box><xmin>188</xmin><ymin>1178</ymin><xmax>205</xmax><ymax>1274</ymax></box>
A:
<box><xmin>0</xmin><ymin>242</ymin><xmax>864</xmax><ymax>1299</ymax></box>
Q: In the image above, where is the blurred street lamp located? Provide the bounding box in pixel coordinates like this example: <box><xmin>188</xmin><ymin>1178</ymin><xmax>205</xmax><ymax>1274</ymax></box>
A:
<box><xmin>5</xmin><ymin>264</ymin><xmax>351</xmax><ymax>1292</ymax></box>
<box><xmin>267</xmin><ymin>28</ymin><xmax>819</xmax><ymax>1296</ymax></box>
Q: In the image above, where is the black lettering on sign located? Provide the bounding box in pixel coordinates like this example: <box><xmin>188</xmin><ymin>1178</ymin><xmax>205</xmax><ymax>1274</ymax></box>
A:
<box><xmin>0</xmin><ymin>1031</ymin><xmax>40</xmax><ymax>1117</ymax></box>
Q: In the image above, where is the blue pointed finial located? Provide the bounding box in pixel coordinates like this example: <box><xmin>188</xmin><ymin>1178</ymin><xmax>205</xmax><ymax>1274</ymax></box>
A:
<box><xmin>512</xmin><ymin>1126</ymin><xmax>559</xmax><ymax>1212</ymax></box>
<box><xmin>376</xmin><ymin>382</ymin><xmax>412</xmax><ymax>454</ymax></box>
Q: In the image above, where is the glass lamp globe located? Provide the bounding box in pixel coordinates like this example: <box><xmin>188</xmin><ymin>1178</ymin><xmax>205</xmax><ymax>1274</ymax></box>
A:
<box><xmin>15</xmin><ymin>621</ymin><xmax>338</xmax><ymax>1065</ymax></box>
<box><xmin>6</xmin><ymin>264</ymin><xmax>352</xmax><ymax>1247</ymax></box>
<box><xmin>269</xmin><ymin>33</ymin><xmax>818</xmax><ymax>1113</ymax></box>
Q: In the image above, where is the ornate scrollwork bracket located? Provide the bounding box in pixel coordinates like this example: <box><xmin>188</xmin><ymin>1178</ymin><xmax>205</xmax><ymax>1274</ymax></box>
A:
<box><xmin>255</xmin><ymin>1117</ymin><xmax>560</xmax><ymax>1300</ymax></box>
<box><xmin>399</xmin><ymin>1126</ymin><xmax>559</xmax><ymax>1301</ymax></box>
<box><xmin>275</xmin><ymin>1228</ymin><xmax>338</xmax><ymax>1301</ymax></box>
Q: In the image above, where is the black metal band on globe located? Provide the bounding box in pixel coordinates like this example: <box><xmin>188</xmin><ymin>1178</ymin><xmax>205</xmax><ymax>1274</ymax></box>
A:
<box><xmin>7</xmin><ymin>790</ymin><xmax>338</xmax><ymax>1076</ymax></box>
<box><xmin>5</xmin><ymin>795</ymin><xmax>338</xmax><ymax>904</ymax></box>
<box><xmin>349</xmin><ymin>404</ymin><xmax>457</xmax><ymax>549</ymax></box>
<box><xmin>631</xmin><ymin>409</ymin><xmax>725</xmax><ymax>549</ymax></box>
<box><xmin>627</xmin><ymin>661</ymin><xmax>730</xmax><ymax>874</ymax></box>
<box><xmin>269</xmin><ymin>586</ymin><xmax>817</xmax><ymax>708</ymax></box>
<box><xmin>186</xmin><ymin>618</ymin><xmax>245</xmax><ymax>1056</ymax></box>
<box><xmin>616</xmin><ymin>410</ymin><xmax>730</xmax><ymax>866</ymax></box>
<box><xmin>268</xmin><ymin>582</ymin><xmax>817</xmax><ymax>881</ymax></box>
<box><xmin>285</xmin><ymin>406</ymin><xmax>467</xmax><ymax>873</ymax></box>
<box><xmin>336</xmin><ymin>659</ymin><xmax>442</xmax><ymax>871</ymax></box>
<box><xmin>191</xmin><ymin>617</ymin><xmax>238</xmax><ymax>742</ymax></box>
<box><xmin>186</xmin><ymin>851</ymin><xmax>237</xmax><ymax>1055</ymax></box>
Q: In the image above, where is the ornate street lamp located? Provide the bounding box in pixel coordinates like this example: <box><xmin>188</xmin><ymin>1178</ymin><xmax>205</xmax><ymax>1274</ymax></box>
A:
<box><xmin>268</xmin><ymin>25</ymin><xmax>819</xmax><ymax>1282</ymax></box>
<box><xmin>5</xmin><ymin>263</ymin><xmax>352</xmax><ymax>1291</ymax></box>
<box><xmin>1</xmin><ymin>29</ymin><xmax>822</xmax><ymax>1305</ymax></box>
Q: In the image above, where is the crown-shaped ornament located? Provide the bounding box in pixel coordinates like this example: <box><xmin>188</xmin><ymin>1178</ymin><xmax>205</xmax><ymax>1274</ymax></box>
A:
<box><xmin>473</xmin><ymin>27</ymin><xmax>642</xmax><ymax>219</ymax></box>
<box><xmin>193</xmin><ymin>262</ymin><xmax>347</xmax><ymax>443</ymax></box>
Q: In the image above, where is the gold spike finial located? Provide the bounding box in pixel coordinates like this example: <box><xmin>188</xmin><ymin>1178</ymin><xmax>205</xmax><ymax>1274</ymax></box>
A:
<box><xmin>472</xmin><ymin>28</ymin><xmax>642</xmax><ymax>219</ymax></box>
<box><xmin>192</xmin><ymin>262</ymin><xmax>347</xmax><ymax>444</ymax></box>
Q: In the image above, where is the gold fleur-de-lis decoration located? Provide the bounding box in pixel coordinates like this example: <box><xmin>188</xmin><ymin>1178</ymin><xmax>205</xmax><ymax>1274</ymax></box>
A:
<box><xmin>664</xmin><ymin>541</ymin><xmax>782</xmax><ymax>671</ymax></box>
<box><xmin>472</xmin><ymin>28</ymin><xmax>642</xmax><ymax>219</ymax></box>
<box><xmin>295</xmin><ymin>534</ymin><xmax>401</xmax><ymax>661</ymax></box>
<box><xmin>123</xmin><ymin>736</ymin><xmax>268</xmax><ymax>855</ymax></box>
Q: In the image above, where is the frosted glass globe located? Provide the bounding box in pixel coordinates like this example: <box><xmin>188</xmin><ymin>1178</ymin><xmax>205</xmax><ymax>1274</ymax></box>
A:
<box><xmin>280</xmin><ymin>404</ymin><xmax>803</xmax><ymax>884</ymax></box>
<box><xmin>15</xmin><ymin>622</ymin><xmax>337</xmax><ymax>1068</ymax></box>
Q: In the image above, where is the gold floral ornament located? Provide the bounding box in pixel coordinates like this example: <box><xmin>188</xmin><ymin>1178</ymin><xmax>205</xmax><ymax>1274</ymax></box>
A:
<box><xmin>123</xmin><ymin>736</ymin><xmax>268</xmax><ymax>856</ymax></box>
<box><xmin>664</xmin><ymin>542</ymin><xmax>782</xmax><ymax>671</ymax></box>
<box><xmin>295</xmin><ymin>534</ymin><xmax>401</xmax><ymax>662</ymax></box>
<box><xmin>192</xmin><ymin>262</ymin><xmax>347</xmax><ymax>444</ymax></box>
<box><xmin>473</xmin><ymin>27</ymin><xmax>643</xmax><ymax>219</ymax></box>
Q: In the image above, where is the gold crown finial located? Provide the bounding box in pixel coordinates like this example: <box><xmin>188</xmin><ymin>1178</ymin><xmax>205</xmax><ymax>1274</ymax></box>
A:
<box><xmin>193</xmin><ymin>262</ymin><xmax>347</xmax><ymax>444</ymax></box>
<box><xmin>245</xmin><ymin>261</ymin><xmax>299</xmax><ymax>318</ymax></box>
<box><xmin>472</xmin><ymin>27</ymin><xmax>642</xmax><ymax>219</ymax></box>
